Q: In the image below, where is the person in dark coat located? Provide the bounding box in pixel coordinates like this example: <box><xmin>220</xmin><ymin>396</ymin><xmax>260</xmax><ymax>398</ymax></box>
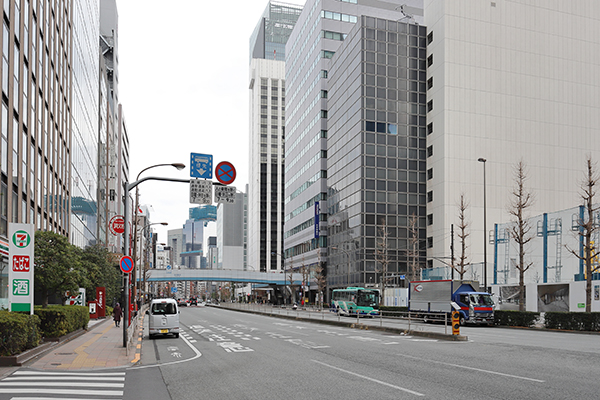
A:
<box><xmin>113</xmin><ymin>303</ymin><xmax>123</xmax><ymax>327</ymax></box>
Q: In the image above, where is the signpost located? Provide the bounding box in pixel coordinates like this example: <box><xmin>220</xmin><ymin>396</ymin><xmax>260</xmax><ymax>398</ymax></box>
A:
<box><xmin>215</xmin><ymin>161</ymin><xmax>236</xmax><ymax>185</ymax></box>
<box><xmin>8</xmin><ymin>223</ymin><xmax>35</xmax><ymax>314</ymax></box>
<box><xmin>214</xmin><ymin>185</ymin><xmax>237</xmax><ymax>203</ymax></box>
<box><xmin>190</xmin><ymin>179</ymin><xmax>213</xmax><ymax>204</ymax></box>
<box><xmin>190</xmin><ymin>153</ymin><xmax>213</xmax><ymax>179</ymax></box>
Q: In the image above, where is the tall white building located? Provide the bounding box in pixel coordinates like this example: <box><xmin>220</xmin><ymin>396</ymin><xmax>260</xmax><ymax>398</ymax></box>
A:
<box><xmin>248</xmin><ymin>1</ymin><xmax>302</xmax><ymax>273</ymax></box>
<box><xmin>217</xmin><ymin>191</ymin><xmax>246</xmax><ymax>270</ymax></box>
<box><xmin>425</xmin><ymin>1</ymin><xmax>600</xmax><ymax>287</ymax></box>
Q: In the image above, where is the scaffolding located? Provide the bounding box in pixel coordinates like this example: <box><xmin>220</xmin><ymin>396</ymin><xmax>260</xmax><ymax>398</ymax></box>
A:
<box><xmin>537</xmin><ymin>218</ymin><xmax>563</xmax><ymax>283</ymax></box>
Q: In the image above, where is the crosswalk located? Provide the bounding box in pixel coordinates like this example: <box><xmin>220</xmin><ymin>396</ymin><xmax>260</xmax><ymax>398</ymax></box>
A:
<box><xmin>0</xmin><ymin>370</ymin><xmax>126</xmax><ymax>399</ymax></box>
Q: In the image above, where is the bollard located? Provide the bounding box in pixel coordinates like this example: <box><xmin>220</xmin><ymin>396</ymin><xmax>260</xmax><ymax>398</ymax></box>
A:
<box><xmin>452</xmin><ymin>311</ymin><xmax>460</xmax><ymax>335</ymax></box>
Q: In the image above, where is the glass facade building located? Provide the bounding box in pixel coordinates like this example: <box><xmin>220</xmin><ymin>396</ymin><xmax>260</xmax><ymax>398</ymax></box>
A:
<box><xmin>327</xmin><ymin>16</ymin><xmax>427</xmax><ymax>291</ymax></box>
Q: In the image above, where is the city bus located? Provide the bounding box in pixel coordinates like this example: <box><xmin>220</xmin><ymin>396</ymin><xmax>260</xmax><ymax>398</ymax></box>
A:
<box><xmin>331</xmin><ymin>287</ymin><xmax>380</xmax><ymax>317</ymax></box>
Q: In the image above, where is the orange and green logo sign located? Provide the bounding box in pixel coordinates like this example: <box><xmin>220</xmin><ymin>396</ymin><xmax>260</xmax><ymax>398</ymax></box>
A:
<box><xmin>12</xmin><ymin>230</ymin><xmax>31</xmax><ymax>248</ymax></box>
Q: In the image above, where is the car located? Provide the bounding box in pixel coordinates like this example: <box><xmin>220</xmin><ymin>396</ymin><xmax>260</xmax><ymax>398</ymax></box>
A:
<box><xmin>147</xmin><ymin>298</ymin><xmax>180</xmax><ymax>339</ymax></box>
<box><xmin>177</xmin><ymin>298</ymin><xmax>187</xmax><ymax>307</ymax></box>
<box><xmin>189</xmin><ymin>298</ymin><xmax>198</xmax><ymax>306</ymax></box>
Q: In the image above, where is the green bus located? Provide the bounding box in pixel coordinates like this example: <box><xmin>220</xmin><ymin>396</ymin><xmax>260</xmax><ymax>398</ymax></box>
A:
<box><xmin>331</xmin><ymin>287</ymin><xmax>380</xmax><ymax>317</ymax></box>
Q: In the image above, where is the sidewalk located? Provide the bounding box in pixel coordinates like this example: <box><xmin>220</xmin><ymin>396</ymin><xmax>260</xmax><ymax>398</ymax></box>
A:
<box><xmin>21</xmin><ymin>315</ymin><xmax>143</xmax><ymax>372</ymax></box>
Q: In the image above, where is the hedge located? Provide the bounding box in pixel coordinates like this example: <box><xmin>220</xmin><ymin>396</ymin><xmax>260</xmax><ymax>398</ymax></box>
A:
<box><xmin>34</xmin><ymin>305</ymin><xmax>90</xmax><ymax>338</ymax></box>
<box><xmin>494</xmin><ymin>310</ymin><xmax>540</xmax><ymax>327</ymax></box>
<box><xmin>544</xmin><ymin>312</ymin><xmax>600</xmax><ymax>331</ymax></box>
<box><xmin>0</xmin><ymin>311</ymin><xmax>42</xmax><ymax>357</ymax></box>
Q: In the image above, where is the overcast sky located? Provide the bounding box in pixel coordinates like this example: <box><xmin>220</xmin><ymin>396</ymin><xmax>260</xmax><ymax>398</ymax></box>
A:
<box><xmin>117</xmin><ymin>0</ymin><xmax>305</xmax><ymax>246</ymax></box>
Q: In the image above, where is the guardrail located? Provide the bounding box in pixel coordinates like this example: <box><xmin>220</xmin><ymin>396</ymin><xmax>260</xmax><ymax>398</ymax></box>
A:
<box><xmin>219</xmin><ymin>303</ymin><xmax>451</xmax><ymax>335</ymax></box>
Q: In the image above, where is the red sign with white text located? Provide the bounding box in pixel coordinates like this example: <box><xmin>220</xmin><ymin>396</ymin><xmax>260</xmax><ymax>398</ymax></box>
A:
<box><xmin>12</xmin><ymin>255</ymin><xmax>30</xmax><ymax>272</ymax></box>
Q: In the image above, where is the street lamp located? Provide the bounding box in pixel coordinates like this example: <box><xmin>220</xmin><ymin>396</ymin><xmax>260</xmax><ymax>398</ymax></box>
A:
<box><xmin>138</xmin><ymin>222</ymin><xmax>168</xmax><ymax>302</ymax></box>
<box><xmin>478</xmin><ymin>158</ymin><xmax>488</xmax><ymax>292</ymax></box>
<box><xmin>132</xmin><ymin>163</ymin><xmax>185</xmax><ymax>302</ymax></box>
<box><xmin>123</xmin><ymin>163</ymin><xmax>187</xmax><ymax>348</ymax></box>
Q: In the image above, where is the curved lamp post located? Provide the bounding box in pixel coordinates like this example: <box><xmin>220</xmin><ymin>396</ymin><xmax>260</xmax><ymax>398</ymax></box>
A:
<box><xmin>123</xmin><ymin>163</ymin><xmax>186</xmax><ymax>348</ymax></box>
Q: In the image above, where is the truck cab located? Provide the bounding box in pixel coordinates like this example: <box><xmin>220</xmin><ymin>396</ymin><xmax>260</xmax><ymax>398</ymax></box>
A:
<box><xmin>456</xmin><ymin>291</ymin><xmax>495</xmax><ymax>325</ymax></box>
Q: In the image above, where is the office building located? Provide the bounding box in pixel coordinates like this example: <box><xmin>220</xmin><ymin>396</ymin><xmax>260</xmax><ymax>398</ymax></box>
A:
<box><xmin>424</xmin><ymin>1</ymin><xmax>600</xmax><ymax>284</ymax></box>
<box><xmin>248</xmin><ymin>1</ymin><xmax>302</xmax><ymax>273</ymax></box>
<box><xmin>327</xmin><ymin>14</ymin><xmax>427</xmax><ymax>291</ymax></box>
<box><xmin>217</xmin><ymin>191</ymin><xmax>246</xmax><ymax>270</ymax></box>
<box><xmin>284</xmin><ymin>0</ymin><xmax>423</xmax><ymax>290</ymax></box>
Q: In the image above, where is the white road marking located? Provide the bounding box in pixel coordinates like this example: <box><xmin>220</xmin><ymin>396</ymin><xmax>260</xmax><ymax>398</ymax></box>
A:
<box><xmin>0</xmin><ymin>388</ymin><xmax>123</xmax><ymax>396</ymax></box>
<box><xmin>0</xmin><ymin>381</ymin><xmax>122</xmax><ymax>388</ymax></box>
<box><xmin>312</xmin><ymin>360</ymin><xmax>424</xmax><ymax>396</ymax></box>
<box><xmin>131</xmin><ymin>334</ymin><xmax>201</xmax><ymax>370</ymax></box>
<box><xmin>399</xmin><ymin>354</ymin><xmax>545</xmax><ymax>382</ymax></box>
<box><xmin>12</xmin><ymin>371</ymin><xmax>125</xmax><ymax>376</ymax></box>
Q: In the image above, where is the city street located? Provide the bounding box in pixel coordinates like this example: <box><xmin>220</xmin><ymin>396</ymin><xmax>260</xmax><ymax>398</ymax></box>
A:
<box><xmin>2</xmin><ymin>305</ymin><xmax>599</xmax><ymax>400</ymax></box>
<box><xmin>128</xmin><ymin>306</ymin><xmax>599</xmax><ymax>399</ymax></box>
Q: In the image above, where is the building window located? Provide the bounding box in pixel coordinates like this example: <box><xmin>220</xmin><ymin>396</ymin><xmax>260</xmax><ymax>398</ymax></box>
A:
<box><xmin>427</xmin><ymin>54</ymin><xmax>433</xmax><ymax>67</ymax></box>
<box><xmin>427</xmin><ymin>214</ymin><xmax>433</xmax><ymax>226</ymax></box>
<box><xmin>427</xmin><ymin>77</ymin><xmax>433</xmax><ymax>90</ymax></box>
<box><xmin>427</xmin><ymin>168</ymin><xmax>433</xmax><ymax>180</ymax></box>
<box><xmin>427</xmin><ymin>31</ymin><xmax>433</xmax><ymax>44</ymax></box>
<box><xmin>427</xmin><ymin>236</ymin><xmax>433</xmax><ymax>248</ymax></box>
<box><xmin>427</xmin><ymin>191</ymin><xmax>433</xmax><ymax>203</ymax></box>
<box><xmin>427</xmin><ymin>122</ymin><xmax>433</xmax><ymax>135</ymax></box>
<box><xmin>427</xmin><ymin>145</ymin><xmax>433</xmax><ymax>157</ymax></box>
<box><xmin>427</xmin><ymin>100</ymin><xmax>433</xmax><ymax>112</ymax></box>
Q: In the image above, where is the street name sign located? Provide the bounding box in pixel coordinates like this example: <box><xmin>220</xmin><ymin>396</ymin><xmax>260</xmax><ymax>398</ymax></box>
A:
<box><xmin>214</xmin><ymin>185</ymin><xmax>237</xmax><ymax>203</ymax></box>
<box><xmin>190</xmin><ymin>179</ymin><xmax>212</xmax><ymax>204</ymax></box>
<box><xmin>9</xmin><ymin>223</ymin><xmax>35</xmax><ymax>314</ymax></box>
<box><xmin>190</xmin><ymin>153</ymin><xmax>213</xmax><ymax>179</ymax></box>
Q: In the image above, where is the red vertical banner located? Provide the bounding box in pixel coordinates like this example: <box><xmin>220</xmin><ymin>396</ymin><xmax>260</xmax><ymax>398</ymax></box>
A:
<box><xmin>96</xmin><ymin>287</ymin><xmax>106</xmax><ymax>318</ymax></box>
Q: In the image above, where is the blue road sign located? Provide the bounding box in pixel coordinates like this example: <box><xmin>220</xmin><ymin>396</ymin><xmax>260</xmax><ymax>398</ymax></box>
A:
<box><xmin>190</xmin><ymin>153</ymin><xmax>213</xmax><ymax>179</ymax></box>
<box><xmin>120</xmin><ymin>256</ymin><xmax>134</xmax><ymax>274</ymax></box>
<box><xmin>171</xmin><ymin>287</ymin><xmax>178</xmax><ymax>293</ymax></box>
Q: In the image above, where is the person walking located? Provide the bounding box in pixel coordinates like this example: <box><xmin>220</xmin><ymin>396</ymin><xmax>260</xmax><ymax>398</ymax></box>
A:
<box><xmin>113</xmin><ymin>303</ymin><xmax>122</xmax><ymax>327</ymax></box>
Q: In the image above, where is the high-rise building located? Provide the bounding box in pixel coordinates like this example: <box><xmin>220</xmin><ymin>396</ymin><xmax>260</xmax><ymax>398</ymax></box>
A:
<box><xmin>248</xmin><ymin>1</ymin><xmax>302</xmax><ymax>273</ymax></box>
<box><xmin>424</xmin><ymin>1</ymin><xmax>600</xmax><ymax>284</ymax></box>
<box><xmin>217</xmin><ymin>190</ymin><xmax>246</xmax><ymax>270</ymax></box>
<box><xmin>327</xmin><ymin>15</ymin><xmax>427</xmax><ymax>291</ymax></box>
<box><xmin>284</xmin><ymin>0</ymin><xmax>423</xmax><ymax>290</ymax></box>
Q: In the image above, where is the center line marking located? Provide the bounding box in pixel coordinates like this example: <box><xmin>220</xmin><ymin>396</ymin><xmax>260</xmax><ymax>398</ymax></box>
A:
<box><xmin>312</xmin><ymin>360</ymin><xmax>424</xmax><ymax>396</ymax></box>
<box><xmin>399</xmin><ymin>354</ymin><xmax>545</xmax><ymax>383</ymax></box>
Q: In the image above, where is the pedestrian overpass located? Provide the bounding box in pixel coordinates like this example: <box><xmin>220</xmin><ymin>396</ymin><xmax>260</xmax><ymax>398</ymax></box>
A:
<box><xmin>145</xmin><ymin>268</ymin><xmax>306</xmax><ymax>286</ymax></box>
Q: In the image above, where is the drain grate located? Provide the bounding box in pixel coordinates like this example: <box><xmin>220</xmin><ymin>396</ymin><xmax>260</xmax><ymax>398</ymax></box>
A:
<box><xmin>51</xmin><ymin>363</ymin><xmax>61</xmax><ymax>365</ymax></box>
<box><xmin>55</xmin><ymin>352</ymin><xmax>74</xmax><ymax>355</ymax></box>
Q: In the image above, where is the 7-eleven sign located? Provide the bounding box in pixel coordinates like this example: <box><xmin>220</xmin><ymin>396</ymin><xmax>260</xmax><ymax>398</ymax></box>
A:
<box><xmin>9</xmin><ymin>224</ymin><xmax>35</xmax><ymax>314</ymax></box>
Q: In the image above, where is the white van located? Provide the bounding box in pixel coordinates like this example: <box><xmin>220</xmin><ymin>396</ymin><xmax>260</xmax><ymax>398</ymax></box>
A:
<box><xmin>147</xmin><ymin>298</ymin><xmax>180</xmax><ymax>338</ymax></box>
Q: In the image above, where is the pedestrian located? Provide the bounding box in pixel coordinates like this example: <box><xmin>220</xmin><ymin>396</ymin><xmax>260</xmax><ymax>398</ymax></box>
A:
<box><xmin>113</xmin><ymin>303</ymin><xmax>122</xmax><ymax>327</ymax></box>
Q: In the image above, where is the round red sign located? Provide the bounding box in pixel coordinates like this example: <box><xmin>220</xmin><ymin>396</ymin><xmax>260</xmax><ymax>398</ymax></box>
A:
<box><xmin>109</xmin><ymin>215</ymin><xmax>125</xmax><ymax>235</ymax></box>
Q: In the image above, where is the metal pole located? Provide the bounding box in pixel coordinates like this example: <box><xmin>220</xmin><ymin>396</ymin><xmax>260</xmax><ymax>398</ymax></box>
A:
<box><xmin>478</xmin><ymin>158</ymin><xmax>488</xmax><ymax>292</ymax></box>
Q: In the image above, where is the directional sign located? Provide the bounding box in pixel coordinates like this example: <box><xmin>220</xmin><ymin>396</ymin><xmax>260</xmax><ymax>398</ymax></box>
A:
<box><xmin>215</xmin><ymin>161</ymin><xmax>236</xmax><ymax>185</ymax></box>
<box><xmin>190</xmin><ymin>153</ymin><xmax>213</xmax><ymax>179</ymax></box>
<box><xmin>171</xmin><ymin>287</ymin><xmax>178</xmax><ymax>294</ymax></box>
<box><xmin>214</xmin><ymin>185</ymin><xmax>237</xmax><ymax>204</ymax></box>
<box><xmin>120</xmin><ymin>255</ymin><xmax>134</xmax><ymax>274</ymax></box>
<box><xmin>190</xmin><ymin>179</ymin><xmax>212</xmax><ymax>204</ymax></box>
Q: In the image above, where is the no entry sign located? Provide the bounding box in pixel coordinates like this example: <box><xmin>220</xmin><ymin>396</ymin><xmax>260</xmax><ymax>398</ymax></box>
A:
<box><xmin>215</xmin><ymin>161</ymin><xmax>236</xmax><ymax>185</ymax></box>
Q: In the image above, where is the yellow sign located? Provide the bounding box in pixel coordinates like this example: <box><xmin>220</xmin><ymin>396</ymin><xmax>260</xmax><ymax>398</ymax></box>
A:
<box><xmin>452</xmin><ymin>311</ymin><xmax>460</xmax><ymax>335</ymax></box>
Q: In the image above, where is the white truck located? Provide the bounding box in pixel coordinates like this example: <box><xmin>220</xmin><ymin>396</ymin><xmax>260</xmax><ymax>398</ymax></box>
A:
<box><xmin>409</xmin><ymin>280</ymin><xmax>495</xmax><ymax>325</ymax></box>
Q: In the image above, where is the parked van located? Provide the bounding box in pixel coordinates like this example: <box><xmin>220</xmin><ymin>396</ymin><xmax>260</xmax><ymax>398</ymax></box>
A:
<box><xmin>147</xmin><ymin>298</ymin><xmax>180</xmax><ymax>338</ymax></box>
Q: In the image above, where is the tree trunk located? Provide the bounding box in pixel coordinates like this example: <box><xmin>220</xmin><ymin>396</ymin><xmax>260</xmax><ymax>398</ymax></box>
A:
<box><xmin>519</xmin><ymin>270</ymin><xmax>525</xmax><ymax>312</ymax></box>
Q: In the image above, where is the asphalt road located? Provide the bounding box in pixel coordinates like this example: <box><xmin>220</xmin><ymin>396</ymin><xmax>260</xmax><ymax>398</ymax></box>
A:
<box><xmin>129</xmin><ymin>305</ymin><xmax>600</xmax><ymax>400</ymax></box>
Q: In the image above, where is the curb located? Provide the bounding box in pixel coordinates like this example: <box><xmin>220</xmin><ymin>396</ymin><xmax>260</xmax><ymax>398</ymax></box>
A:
<box><xmin>0</xmin><ymin>318</ymin><xmax>109</xmax><ymax>367</ymax></box>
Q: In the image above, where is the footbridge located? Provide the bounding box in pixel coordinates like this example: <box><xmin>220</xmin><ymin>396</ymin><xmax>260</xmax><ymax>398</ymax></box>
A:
<box><xmin>146</xmin><ymin>268</ymin><xmax>306</xmax><ymax>286</ymax></box>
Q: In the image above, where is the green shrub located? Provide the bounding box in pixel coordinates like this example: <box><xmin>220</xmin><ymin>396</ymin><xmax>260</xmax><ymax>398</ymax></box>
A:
<box><xmin>494</xmin><ymin>310</ymin><xmax>539</xmax><ymax>327</ymax></box>
<box><xmin>0</xmin><ymin>311</ymin><xmax>41</xmax><ymax>356</ymax></box>
<box><xmin>544</xmin><ymin>312</ymin><xmax>600</xmax><ymax>331</ymax></box>
<box><xmin>34</xmin><ymin>305</ymin><xmax>89</xmax><ymax>338</ymax></box>
<box><xmin>379</xmin><ymin>306</ymin><xmax>408</xmax><ymax>316</ymax></box>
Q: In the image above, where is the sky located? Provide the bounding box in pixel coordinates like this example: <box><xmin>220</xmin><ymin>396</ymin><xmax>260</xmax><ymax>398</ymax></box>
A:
<box><xmin>117</xmin><ymin>0</ymin><xmax>305</xmax><ymax>245</ymax></box>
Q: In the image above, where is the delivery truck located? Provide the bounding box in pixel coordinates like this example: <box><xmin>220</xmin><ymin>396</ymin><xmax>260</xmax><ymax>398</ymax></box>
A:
<box><xmin>409</xmin><ymin>280</ymin><xmax>495</xmax><ymax>325</ymax></box>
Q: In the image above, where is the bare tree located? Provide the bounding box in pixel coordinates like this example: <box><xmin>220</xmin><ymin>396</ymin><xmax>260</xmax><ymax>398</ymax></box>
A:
<box><xmin>314</xmin><ymin>249</ymin><xmax>327</xmax><ymax>310</ymax></box>
<box><xmin>567</xmin><ymin>157</ymin><xmax>600</xmax><ymax>312</ymax></box>
<box><xmin>453</xmin><ymin>193</ymin><xmax>470</xmax><ymax>280</ymax></box>
<box><xmin>375</xmin><ymin>218</ymin><xmax>391</xmax><ymax>306</ymax></box>
<box><xmin>407</xmin><ymin>213</ymin><xmax>422</xmax><ymax>282</ymax></box>
<box><xmin>507</xmin><ymin>160</ymin><xmax>535</xmax><ymax>311</ymax></box>
<box><xmin>300</xmin><ymin>256</ymin><xmax>310</xmax><ymax>305</ymax></box>
<box><xmin>286</xmin><ymin>257</ymin><xmax>295</xmax><ymax>305</ymax></box>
